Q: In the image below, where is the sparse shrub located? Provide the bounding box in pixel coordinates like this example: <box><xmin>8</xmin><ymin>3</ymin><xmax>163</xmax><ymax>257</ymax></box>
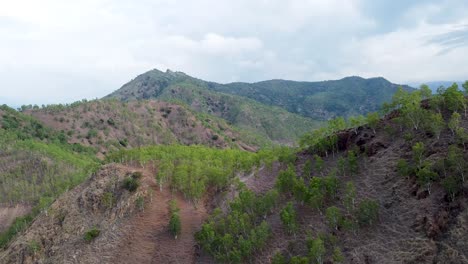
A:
<box><xmin>102</xmin><ymin>192</ymin><xmax>115</xmax><ymax>209</ymax></box>
<box><xmin>122</xmin><ymin>177</ymin><xmax>139</xmax><ymax>192</ymax></box>
<box><xmin>136</xmin><ymin>196</ymin><xmax>145</xmax><ymax>211</ymax></box>
<box><xmin>84</xmin><ymin>227</ymin><xmax>100</xmax><ymax>242</ymax></box>
<box><xmin>271</xmin><ymin>252</ymin><xmax>286</xmax><ymax>264</ymax></box>
<box><xmin>119</xmin><ymin>138</ymin><xmax>128</xmax><ymax>147</ymax></box>
<box><xmin>86</xmin><ymin>129</ymin><xmax>98</xmax><ymax>139</ymax></box>
<box><xmin>356</xmin><ymin>199</ymin><xmax>379</xmax><ymax>227</ymax></box>
<box><xmin>28</xmin><ymin>240</ymin><xmax>41</xmax><ymax>254</ymax></box>
<box><xmin>131</xmin><ymin>171</ymin><xmax>143</xmax><ymax>179</ymax></box>
<box><xmin>211</xmin><ymin>134</ymin><xmax>219</xmax><ymax>141</ymax></box>
<box><xmin>106</xmin><ymin>118</ymin><xmax>116</xmax><ymax>126</ymax></box>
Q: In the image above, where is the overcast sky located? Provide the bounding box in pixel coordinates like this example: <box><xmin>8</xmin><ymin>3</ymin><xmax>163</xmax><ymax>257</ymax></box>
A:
<box><xmin>1</xmin><ymin>0</ymin><xmax>468</xmax><ymax>106</ymax></box>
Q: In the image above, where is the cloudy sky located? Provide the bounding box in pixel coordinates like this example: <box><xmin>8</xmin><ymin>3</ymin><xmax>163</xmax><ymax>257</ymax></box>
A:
<box><xmin>1</xmin><ymin>0</ymin><xmax>468</xmax><ymax>106</ymax></box>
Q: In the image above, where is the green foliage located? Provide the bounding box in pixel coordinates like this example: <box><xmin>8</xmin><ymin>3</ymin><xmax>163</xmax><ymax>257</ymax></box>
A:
<box><xmin>0</xmin><ymin>214</ymin><xmax>34</xmax><ymax>248</ymax></box>
<box><xmin>416</xmin><ymin>163</ymin><xmax>438</xmax><ymax>194</ymax></box>
<box><xmin>84</xmin><ymin>227</ymin><xmax>100</xmax><ymax>242</ymax></box>
<box><xmin>290</xmin><ymin>256</ymin><xmax>310</xmax><ymax>264</ymax></box>
<box><xmin>325</xmin><ymin>206</ymin><xmax>343</xmax><ymax>230</ymax></box>
<box><xmin>196</xmin><ymin>189</ymin><xmax>273</xmax><ymax>263</ymax></box>
<box><xmin>396</xmin><ymin>159</ymin><xmax>411</xmax><ymax>179</ymax></box>
<box><xmin>332</xmin><ymin>247</ymin><xmax>345</xmax><ymax>263</ymax></box>
<box><xmin>442</xmin><ymin>176</ymin><xmax>461</xmax><ymax>201</ymax></box>
<box><xmin>28</xmin><ymin>240</ymin><xmax>41</xmax><ymax>254</ymax></box>
<box><xmin>314</xmin><ymin>154</ymin><xmax>324</xmax><ymax>174</ymax></box>
<box><xmin>169</xmin><ymin>200</ymin><xmax>181</xmax><ymax>238</ymax></box>
<box><xmin>427</xmin><ymin>112</ymin><xmax>445</xmax><ymax>139</ymax></box>
<box><xmin>448</xmin><ymin>112</ymin><xmax>461</xmax><ymax>135</ymax></box>
<box><xmin>136</xmin><ymin>196</ymin><xmax>145</xmax><ymax>211</ymax></box>
<box><xmin>308</xmin><ymin>237</ymin><xmax>326</xmax><ymax>264</ymax></box>
<box><xmin>280</xmin><ymin>202</ymin><xmax>298</xmax><ymax>234</ymax></box>
<box><xmin>122</xmin><ymin>177</ymin><xmax>139</xmax><ymax>192</ymax></box>
<box><xmin>271</xmin><ymin>252</ymin><xmax>286</xmax><ymax>264</ymax></box>
<box><xmin>443</xmin><ymin>83</ymin><xmax>466</xmax><ymax>114</ymax></box>
<box><xmin>366</xmin><ymin>112</ymin><xmax>380</xmax><ymax>134</ymax></box>
<box><xmin>107</xmin><ymin>145</ymin><xmax>278</xmax><ymax>202</ymax></box>
<box><xmin>101</xmin><ymin>192</ymin><xmax>116</xmax><ymax>209</ymax></box>
<box><xmin>276</xmin><ymin>166</ymin><xmax>298</xmax><ymax>194</ymax></box>
<box><xmin>412</xmin><ymin>142</ymin><xmax>425</xmax><ymax>168</ymax></box>
<box><xmin>356</xmin><ymin>199</ymin><xmax>379</xmax><ymax>226</ymax></box>
<box><xmin>347</xmin><ymin>150</ymin><xmax>358</xmax><ymax>175</ymax></box>
<box><xmin>302</xmin><ymin>159</ymin><xmax>312</xmax><ymax>178</ymax></box>
<box><xmin>343</xmin><ymin>182</ymin><xmax>357</xmax><ymax>212</ymax></box>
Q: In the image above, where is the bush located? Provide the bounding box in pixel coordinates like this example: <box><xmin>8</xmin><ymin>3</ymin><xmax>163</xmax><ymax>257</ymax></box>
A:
<box><xmin>122</xmin><ymin>177</ymin><xmax>139</xmax><ymax>192</ymax></box>
<box><xmin>84</xmin><ymin>227</ymin><xmax>100</xmax><ymax>242</ymax></box>
<box><xmin>169</xmin><ymin>213</ymin><xmax>181</xmax><ymax>239</ymax></box>
<box><xmin>356</xmin><ymin>199</ymin><xmax>379</xmax><ymax>226</ymax></box>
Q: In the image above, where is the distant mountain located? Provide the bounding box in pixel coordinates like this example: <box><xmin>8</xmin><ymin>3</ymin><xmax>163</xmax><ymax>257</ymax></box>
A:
<box><xmin>105</xmin><ymin>69</ymin><xmax>322</xmax><ymax>144</ymax></box>
<box><xmin>411</xmin><ymin>81</ymin><xmax>465</xmax><ymax>93</ymax></box>
<box><xmin>106</xmin><ymin>69</ymin><xmax>413</xmax><ymax>143</ymax></box>
<box><xmin>211</xmin><ymin>76</ymin><xmax>415</xmax><ymax>120</ymax></box>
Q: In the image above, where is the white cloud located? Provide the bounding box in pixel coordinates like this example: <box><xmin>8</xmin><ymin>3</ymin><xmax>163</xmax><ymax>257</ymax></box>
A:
<box><xmin>0</xmin><ymin>0</ymin><xmax>467</xmax><ymax>106</ymax></box>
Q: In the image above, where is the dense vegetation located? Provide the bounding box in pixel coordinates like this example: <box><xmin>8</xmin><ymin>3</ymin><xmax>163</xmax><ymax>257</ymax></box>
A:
<box><xmin>106</xmin><ymin>144</ymin><xmax>293</xmax><ymax>203</ymax></box>
<box><xmin>211</xmin><ymin>76</ymin><xmax>413</xmax><ymax>120</ymax></box>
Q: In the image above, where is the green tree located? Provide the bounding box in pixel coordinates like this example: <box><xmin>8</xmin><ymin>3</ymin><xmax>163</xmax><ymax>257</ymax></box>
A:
<box><xmin>416</xmin><ymin>163</ymin><xmax>438</xmax><ymax>194</ymax></box>
<box><xmin>349</xmin><ymin>115</ymin><xmax>366</xmax><ymax>134</ymax></box>
<box><xmin>347</xmin><ymin>150</ymin><xmax>358</xmax><ymax>175</ymax></box>
<box><xmin>420</xmin><ymin>84</ymin><xmax>432</xmax><ymax>99</ymax></box>
<box><xmin>442</xmin><ymin>176</ymin><xmax>461</xmax><ymax>201</ymax></box>
<box><xmin>412</xmin><ymin>142</ymin><xmax>425</xmax><ymax>168</ymax></box>
<box><xmin>293</xmin><ymin>178</ymin><xmax>309</xmax><ymax>205</ymax></box>
<box><xmin>447</xmin><ymin>145</ymin><xmax>466</xmax><ymax>182</ymax></box>
<box><xmin>290</xmin><ymin>256</ymin><xmax>309</xmax><ymax>264</ymax></box>
<box><xmin>303</xmin><ymin>159</ymin><xmax>312</xmax><ymax>178</ymax></box>
<box><xmin>314</xmin><ymin>154</ymin><xmax>324</xmax><ymax>175</ymax></box>
<box><xmin>308</xmin><ymin>237</ymin><xmax>325</xmax><ymax>264</ymax></box>
<box><xmin>326</xmin><ymin>206</ymin><xmax>343</xmax><ymax>230</ymax></box>
<box><xmin>271</xmin><ymin>252</ymin><xmax>286</xmax><ymax>264</ymax></box>
<box><xmin>332</xmin><ymin>247</ymin><xmax>345</xmax><ymax>263</ymax></box>
<box><xmin>366</xmin><ymin>112</ymin><xmax>380</xmax><ymax>134</ymax></box>
<box><xmin>463</xmin><ymin>80</ymin><xmax>468</xmax><ymax>95</ymax></box>
<box><xmin>280</xmin><ymin>202</ymin><xmax>298</xmax><ymax>234</ymax></box>
<box><xmin>443</xmin><ymin>83</ymin><xmax>466</xmax><ymax>115</ymax></box>
<box><xmin>428</xmin><ymin>112</ymin><xmax>445</xmax><ymax>140</ymax></box>
<box><xmin>275</xmin><ymin>166</ymin><xmax>297</xmax><ymax>194</ymax></box>
<box><xmin>448</xmin><ymin>112</ymin><xmax>461</xmax><ymax>135</ymax></box>
<box><xmin>344</xmin><ymin>181</ymin><xmax>357</xmax><ymax>212</ymax></box>
<box><xmin>396</xmin><ymin>159</ymin><xmax>411</xmax><ymax>180</ymax></box>
<box><xmin>169</xmin><ymin>200</ymin><xmax>181</xmax><ymax>239</ymax></box>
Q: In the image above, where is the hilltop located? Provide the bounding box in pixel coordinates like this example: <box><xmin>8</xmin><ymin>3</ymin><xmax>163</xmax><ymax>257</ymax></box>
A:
<box><xmin>107</xmin><ymin>69</ymin><xmax>413</xmax><ymax>120</ymax></box>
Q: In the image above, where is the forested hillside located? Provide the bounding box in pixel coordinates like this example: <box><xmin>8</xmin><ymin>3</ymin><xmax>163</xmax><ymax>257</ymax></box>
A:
<box><xmin>23</xmin><ymin>99</ymin><xmax>266</xmax><ymax>155</ymax></box>
<box><xmin>211</xmin><ymin>76</ymin><xmax>414</xmax><ymax>120</ymax></box>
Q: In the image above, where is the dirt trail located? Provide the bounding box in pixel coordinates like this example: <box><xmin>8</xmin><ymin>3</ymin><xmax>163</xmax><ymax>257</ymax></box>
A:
<box><xmin>111</xmin><ymin>169</ymin><xmax>208</xmax><ymax>264</ymax></box>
